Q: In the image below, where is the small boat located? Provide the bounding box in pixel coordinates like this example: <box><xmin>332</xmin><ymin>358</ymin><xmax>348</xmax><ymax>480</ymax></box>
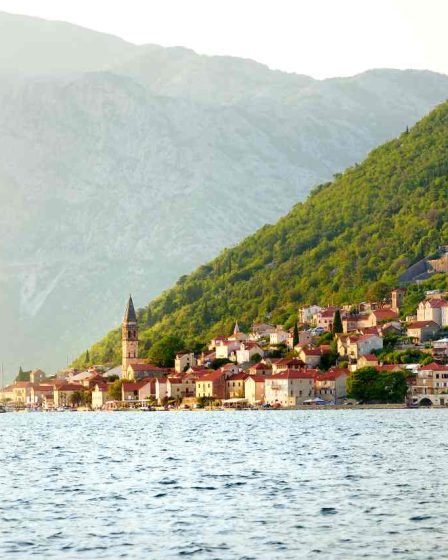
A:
<box><xmin>0</xmin><ymin>405</ymin><xmax>7</xmax><ymax>413</ymax></box>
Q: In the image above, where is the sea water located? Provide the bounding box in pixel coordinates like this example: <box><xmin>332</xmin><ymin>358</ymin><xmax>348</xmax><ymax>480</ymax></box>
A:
<box><xmin>1</xmin><ymin>409</ymin><xmax>447</xmax><ymax>559</ymax></box>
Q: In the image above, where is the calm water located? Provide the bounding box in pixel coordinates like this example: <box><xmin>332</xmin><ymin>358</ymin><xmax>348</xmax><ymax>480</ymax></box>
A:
<box><xmin>1</xmin><ymin>409</ymin><xmax>447</xmax><ymax>559</ymax></box>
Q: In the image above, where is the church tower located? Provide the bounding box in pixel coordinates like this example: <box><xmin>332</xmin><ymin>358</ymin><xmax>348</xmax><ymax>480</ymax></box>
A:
<box><xmin>122</xmin><ymin>295</ymin><xmax>139</xmax><ymax>376</ymax></box>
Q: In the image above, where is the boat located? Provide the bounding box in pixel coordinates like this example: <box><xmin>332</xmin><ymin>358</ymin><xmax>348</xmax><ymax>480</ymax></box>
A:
<box><xmin>0</xmin><ymin>405</ymin><xmax>7</xmax><ymax>413</ymax></box>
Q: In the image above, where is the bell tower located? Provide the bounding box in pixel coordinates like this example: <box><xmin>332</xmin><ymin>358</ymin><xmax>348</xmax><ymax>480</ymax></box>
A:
<box><xmin>122</xmin><ymin>295</ymin><xmax>139</xmax><ymax>376</ymax></box>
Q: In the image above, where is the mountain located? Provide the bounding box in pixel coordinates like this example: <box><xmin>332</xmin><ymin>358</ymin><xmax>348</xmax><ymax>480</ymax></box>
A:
<box><xmin>81</xmin><ymin>100</ymin><xmax>448</xmax><ymax>365</ymax></box>
<box><xmin>0</xmin><ymin>11</ymin><xmax>448</xmax><ymax>377</ymax></box>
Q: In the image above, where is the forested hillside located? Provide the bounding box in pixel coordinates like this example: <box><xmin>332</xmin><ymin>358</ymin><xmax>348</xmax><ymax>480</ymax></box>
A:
<box><xmin>78</xmin><ymin>100</ymin><xmax>448</xmax><ymax>366</ymax></box>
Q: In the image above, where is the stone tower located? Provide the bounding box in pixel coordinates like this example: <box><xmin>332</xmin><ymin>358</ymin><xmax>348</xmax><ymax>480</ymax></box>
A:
<box><xmin>122</xmin><ymin>295</ymin><xmax>139</xmax><ymax>376</ymax></box>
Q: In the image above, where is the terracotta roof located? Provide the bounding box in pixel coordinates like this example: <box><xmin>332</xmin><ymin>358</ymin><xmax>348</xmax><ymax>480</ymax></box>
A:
<box><xmin>227</xmin><ymin>373</ymin><xmax>249</xmax><ymax>381</ymax></box>
<box><xmin>419</xmin><ymin>362</ymin><xmax>448</xmax><ymax>371</ymax></box>
<box><xmin>54</xmin><ymin>383</ymin><xmax>84</xmax><ymax>391</ymax></box>
<box><xmin>373</xmin><ymin>309</ymin><xmax>399</xmax><ymax>320</ymax></box>
<box><xmin>197</xmin><ymin>371</ymin><xmax>226</xmax><ymax>382</ymax></box>
<box><xmin>361</xmin><ymin>354</ymin><xmax>378</xmax><ymax>361</ymax></box>
<box><xmin>274</xmin><ymin>369</ymin><xmax>316</xmax><ymax>379</ymax></box>
<box><xmin>245</xmin><ymin>375</ymin><xmax>266</xmax><ymax>383</ymax></box>
<box><xmin>318</xmin><ymin>369</ymin><xmax>349</xmax><ymax>381</ymax></box>
<box><xmin>300</xmin><ymin>348</ymin><xmax>322</xmax><ymax>356</ymax></box>
<box><xmin>251</xmin><ymin>362</ymin><xmax>272</xmax><ymax>370</ymax></box>
<box><xmin>423</xmin><ymin>298</ymin><xmax>448</xmax><ymax>308</ymax></box>
<box><xmin>408</xmin><ymin>321</ymin><xmax>439</xmax><ymax>329</ymax></box>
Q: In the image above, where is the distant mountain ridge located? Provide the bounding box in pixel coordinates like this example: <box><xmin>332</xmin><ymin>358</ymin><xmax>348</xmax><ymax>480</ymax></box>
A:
<box><xmin>0</xmin><ymin>11</ymin><xmax>447</xmax><ymax>377</ymax></box>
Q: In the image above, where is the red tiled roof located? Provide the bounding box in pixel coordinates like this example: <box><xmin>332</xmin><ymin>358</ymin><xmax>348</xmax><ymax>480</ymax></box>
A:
<box><xmin>251</xmin><ymin>362</ymin><xmax>272</xmax><ymax>370</ymax></box>
<box><xmin>407</xmin><ymin>321</ymin><xmax>439</xmax><ymax>329</ymax></box>
<box><xmin>419</xmin><ymin>362</ymin><xmax>448</xmax><ymax>371</ymax></box>
<box><xmin>318</xmin><ymin>369</ymin><xmax>349</xmax><ymax>381</ymax></box>
<box><xmin>301</xmin><ymin>348</ymin><xmax>322</xmax><ymax>356</ymax></box>
<box><xmin>274</xmin><ymin>369</ymin><xmax>316</xmax><ymax>379</ymax></box>
<box><xmin>227</xmin><ymin>373</ymin><xmax>249</xmax><ymax>381</ymax></box>
<box><xmin>423</xmin><ymin>298</ymin><xmax>448</xmax><ymax>308</ymax></box>
<box><xmin>54</xmin><ymin>383</ymin><xmax>84</xmax><ymax>391</ymax></box>
<box><xmin>373</xmin><ymin>309</ymin><xmax>399</xmax><ymax>320</ymax></box>
<box><xmin>245</xmin><ymin>375</ymin><xmax>266</xmax><ymax>383</ymax></box>
<box><xmin>197</xmin><ymin>371</ymin><xmax>226</xmax><ymax>382</ymax></box>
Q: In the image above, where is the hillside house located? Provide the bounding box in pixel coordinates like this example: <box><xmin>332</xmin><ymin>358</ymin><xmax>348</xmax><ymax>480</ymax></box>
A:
<box><xmin>417</xmin><ymin>298</ymin><xmax>448</xmax><ymax>327</ymax></box>
<box><xmin>407</xmin><ymin>320</ymin><xmax>440</xmax><ymax>343</ymax></box>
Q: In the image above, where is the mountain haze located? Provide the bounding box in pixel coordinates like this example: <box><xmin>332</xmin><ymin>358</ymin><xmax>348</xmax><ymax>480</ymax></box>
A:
<box><xmin>0</xmin><ymin>11</ymin><xmax>447</xmax><ymax>376</ymax></box>
<box><xmin>82</xmin><ymin>100</ymin><xmax>448</xmax><ymax>367</ymax></box>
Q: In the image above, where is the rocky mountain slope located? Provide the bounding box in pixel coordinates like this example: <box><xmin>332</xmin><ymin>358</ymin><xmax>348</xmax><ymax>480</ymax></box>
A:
<box><xmin>82</xmin><ymin>100</ymin><xmax>448</xmax><ymax>366</ymax></box>
<box><xmin>0</xmin><ymin>11</ymin><xmax>447</xmax><ymax>375</ymax></box>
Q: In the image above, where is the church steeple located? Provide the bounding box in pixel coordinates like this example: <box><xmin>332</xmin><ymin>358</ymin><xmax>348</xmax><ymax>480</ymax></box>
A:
<box><xmin>123</xmin><ymin>295</ymin><xmax>137</xmax><ymax>323</ymax></box>
<box><xmin>122</xmin><ymin>295</ymin><xmax>139</xmax><ymax>377</ymax></box>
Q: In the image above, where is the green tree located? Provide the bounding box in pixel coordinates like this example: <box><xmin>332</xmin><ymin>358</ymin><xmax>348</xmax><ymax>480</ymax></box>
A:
<box><xmin>293</xmin><ymin>321</ymin><xmax>299</xmax><ymax>347</ymax></box>
<box><xmin>107</xmin><ymin>379</ymin><xmax>123</xmax><ymax>401</ymax></box>
<box><xmin>332</xmin><ymin>310</ymin><xmax>343</xmax><ymax>334</ymax></box>
<box><xmin>148</xmin><ymin>335</ymin><xmax>185</xmax><ymax>367</ymax></box>
<box><xmin>347</xmin><ymin>367</ymin><xmax>408</xmax><ymax>403</ymax></box>
<box><xmin>84</xmin><ymin>350</ymin><xmax>90</xmax><ymax>365</ymax></box>
<box><xmin>16</xmin><ymin>366</ymin><xmax>30</xmax><ymax>382</ymax></box>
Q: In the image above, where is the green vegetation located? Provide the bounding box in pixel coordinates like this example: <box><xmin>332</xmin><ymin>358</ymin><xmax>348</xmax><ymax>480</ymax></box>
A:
<box><xmin>76</xmin><ymin>101</ymin><xmax>448</xmax><ymax>366</ymax></box>
<box><xmin>332</xmin><ymin>310</ymin><xmax>343</xmax><ymax>335</ymax></box>
<box><xmin>347</xmin><ymin>367</ymin><xmax>409</xmax><ymax>403</ymax></box>
<box><xmin>15</xmin><ymin>366</ymin><xmax>31</xmax><ymax>382</ymax></box>
<box><xmin>107</xmin><ymin>379</ymin><xmax>123</xmax><ymax>401</ymax></box>
<box><xmin>147</xmin><ymin>335</ymin><xmax>185</xmax><ymax>368</ymax></box>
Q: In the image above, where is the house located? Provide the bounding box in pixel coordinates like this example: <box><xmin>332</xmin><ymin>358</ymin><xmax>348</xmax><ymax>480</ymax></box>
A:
<box><xmin>29</xmin><ymin>383</ymin><xmax>54</xmax><ymax>406</ymax></box>
<box><xmin>248</xmin><ymin>362</ymin><xmax>273</xmax><ymax>376</ymax></box>
<box><xmin>315</xmin><ymin>369</ymin><xmax>349</xmax><ymax>402</ymax></box>
<box><xmin>215</xmin><ymin>339</ymin><xmax>240</xmax><ymax>360</ymax></box>
<box><xmin>125</xmin><ymin>363</ymin><xmax>172</xmax><ymax>381</ymax></box>
<box><xmin>347</xmin><ymin>334</ymin><xmax>383</xmax><ymax>360</ymax></box>
<box><xmin>368</xmin><ymin>309</ymin><xmax>399</xmax><ymax>327</ymax></box>
<box><xmin>410</xmin><ymin>363</ymin><xmax>448</xmax><ymax>406</ymax></box>
<box><xmin>244</xmin><ymin>376</ymin><xmax>266</xmax><ymax>404</ymax></box>
<box><xmin>29</xmin><ymin>369</ymin><xmax>46</xmax><ymax>383</ymax></box>
<box><xmin>175</xmin><ymin>352</ymin><xmax>196</xmax><ymax>374</ymax></box>
<box><xmin>166</xmin><ymin>377</ymin><xmax>196</xmax><ymax>401</ymax></box>
<box><xmin>269</xmin><ymin>327</ymin><xmax>289</xmax><ymax>345</ymax></box>
<box><xmin>264</xmin><ymin>369</ymin><xmax>315</xmax><ymax>407</ymax></box>
<box><xmin>122</xmin><ymin>381</ymin><xmax>148</xmax><ymax>402</ymax></box>
<box><xmin>407</xmin><ymin>321</ymin><xmax>439</xmax><ymax>343</ymax></box>
<box><xmin>342</xmin><ymin>314</ymin><xmax>370</xmax><ymax>333</ymax></box>
<box><xmin>336</xmin><ymin>334</ymin><xmax>350</xmax><ymax>357</ymax></box>
<box><xmin>227</xmin><ymin>322</ymin><xmax>249</xmax><ymax>342</ymax></box>
<box><xmin>235</xmin><ymin>341</ymin><xmax>264</xmax><ymax>364</ymax></box>
<box><xmin>220</xmin><ymin>363</ymin><xmax>241</xmax><ymax>377</ymax></box>
<box><xmin>92</xmin><ymin>383</ymin><xmax>108</xmax><ymax>409</ymax></box>
<box><xmin>250</xmin><ymin>323</ymin><xmax>276</xmax><ymax>338</ymax></box>
<box><xmin>226</xmin><ymin>373</ymin><xmax>248</xmax><ymax>398</ymax></box>
<box><xmin>298</xmin><ymin>305</ymin><xmax>322</xmax><ymax>325</ymax></box>
<box><xmin>357</xmin><ymin>354</ymin><xmax>379</xmax><ymax>368</ymax></box>
<box><xmin>417</xmin><ymin>298</ymin><xmax>448</xmax><ymax>327</ymax></box>
<box><xmin>432</xmin><ymin>338</ymin><xmax>448</xmax><ymax>357</ymax></box>
<box><xmin>53</xmin><ymin>382</ymin><xmax>84</xmax><ymax>407</ymax></box>
<box><xmin>298</xmin><ymin>347</ymin><xmax>322</xmax><ymax>368</ymax></box>
<box><xmin>195</xmin><ymin>370</ymin><xmax>226</xmax><ymax>400</ymax></box>
<box><xmin>271</xmin><ymin>358</ymin><xmax>304</xmax><ymax>374</ymax></box>
<box><xmin>315</xmin><ymin>307</ymin><xmax>339</xmax><ymax>331</ymax></box>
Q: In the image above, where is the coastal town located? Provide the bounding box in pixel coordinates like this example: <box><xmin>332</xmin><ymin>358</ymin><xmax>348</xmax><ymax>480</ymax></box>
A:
<box><xmin>2</xmin><ymin>288</ymin><xmax>448</xmax><ymax>411</ymax></box>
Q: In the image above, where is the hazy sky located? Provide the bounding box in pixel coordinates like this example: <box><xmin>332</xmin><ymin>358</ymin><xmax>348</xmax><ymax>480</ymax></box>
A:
<box><xmin>0</xmin><ymin>0</ymin><xmax>447</xmax><ymax>78</ymax></box>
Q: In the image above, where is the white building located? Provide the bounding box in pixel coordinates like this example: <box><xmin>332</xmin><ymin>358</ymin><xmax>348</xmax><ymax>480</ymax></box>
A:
<box><xmin>264</xmin><ymin>370</ymin><xmax>315</xmax><ymax>406</ymax></box>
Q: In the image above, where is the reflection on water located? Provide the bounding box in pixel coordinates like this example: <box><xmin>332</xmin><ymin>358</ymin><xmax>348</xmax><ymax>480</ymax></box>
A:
<box><xmin>1</xmin><ymin>409</ymin><xmax>447</xmax><ymax>559</ymax></box>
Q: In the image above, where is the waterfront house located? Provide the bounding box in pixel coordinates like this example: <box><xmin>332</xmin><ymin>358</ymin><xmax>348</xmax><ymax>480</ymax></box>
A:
<box><xmin>92</xmin><ymin>383</ymin><xmax>108</xmax><ymax>409</ymax></box>
<box><xmin>244</xmin><ymin>376</ymin><xmax>266</xmax><ymax>404</ymax></box>
<box><xmin>226</xmin><ymin>373</ymin><xmax>248</xmax><ymax>398</ymax></box>
<box><xmin>264</xmin><ymin>369</ymin><xmax>315</xmax><ymax>407</ymax></box>
<box><xmin>53</xmin><ymin>382</ymin><xmax>84</xmax><ymax>407</ymax></box>
<box><xmin>315</xmin><ymin>369</ymin><xmax>349</xmax><ymax>402</ymax></box>
<box><xmin>410</xmin><ymin>363</ymin><xmax>448</xmax><ymax>406</ymax></box>
<box><xmin>195</xmin><ymin>370</ymin><xmax>226</xmax><ymax>400</ymax></box>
